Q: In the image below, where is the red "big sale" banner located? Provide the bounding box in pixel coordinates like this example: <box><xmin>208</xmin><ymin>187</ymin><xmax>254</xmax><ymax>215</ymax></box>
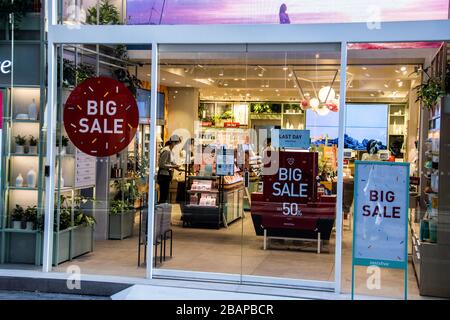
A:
<box><xmin>64</xmin><ymin>77</ymin><xmax>139</xmax><ymax>157</ymax></box>
<box><xmin>263</xmin><ymin>151</ymin><xmax>318</xmax><ymax>205</ymax></box>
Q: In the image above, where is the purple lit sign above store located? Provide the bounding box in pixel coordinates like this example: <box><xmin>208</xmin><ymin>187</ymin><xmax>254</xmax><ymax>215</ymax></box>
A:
<box><xmin>126</xmin><ymin>0</ymin><xmax>449</xmax><ymax>25</ymax></box>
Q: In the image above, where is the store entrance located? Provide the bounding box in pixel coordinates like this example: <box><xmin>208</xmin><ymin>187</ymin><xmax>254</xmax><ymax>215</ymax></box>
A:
<box><xmin>152</xmin><ymin>44</ymin><xmax>343</xmax><ymax>289</ymax></box>
<box><xmin>44</xmin><ymin>41</ymin><xmax>446</xmax><ymax>297</ymax></box>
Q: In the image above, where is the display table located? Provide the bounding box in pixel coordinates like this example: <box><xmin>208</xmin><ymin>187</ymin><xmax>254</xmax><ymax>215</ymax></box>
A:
<box><xmin>250</xmin><ymin>193</ymin><xmax>336</xmax><ymax>242</ymax></box>
<box><xmin>182</xmin><ymin>177</ymin><xmax>244</xmax><ymax>228</ymax></box>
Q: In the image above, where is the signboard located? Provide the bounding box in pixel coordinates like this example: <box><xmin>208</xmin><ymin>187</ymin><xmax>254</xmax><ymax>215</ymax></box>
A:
<box><xmin>352</xmin><ymin>161</ymin><xmax>409</xmax><ymax>299</ymax></box>
<box><xmin>272</xmin><ymin>129</ymin><xmax>310</xmax><ymax>149</ymax></box>
<box><xmin>224</xmin><ymin>122</ymin><xmax>240</xmax><ymax>128</ymax></box>
<box><xmin>75</xmin><ymin>149</ymin><xmax>97</xmax><ymax>188</ymax></box>
<box><xmin>64</xmin><ymin>77</ymin><xmax>139</xmax><ymax>157</ymax></box>
<box><xmin>126</xmin><ymin>0</ymin><xmax>448</xmax><ymax>25</ymax></box>
<box><xmin>263</xmin><ymin>151</ymin><xmax>317</xmax><ymax>208</ymax></box>
<box><xmin>216</xmin><ymin>146</ymin><xmax>234</xmax><ymax>176</ymax></box>
<box><xmin>0</xmin><ymin>44</ymin><xmax>40</xmax><ymax>86</ymax></box>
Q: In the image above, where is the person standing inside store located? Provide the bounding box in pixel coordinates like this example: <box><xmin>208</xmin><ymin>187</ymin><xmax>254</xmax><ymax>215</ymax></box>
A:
<box><xmin>279</xmin><ymin>3</ymin><xmax>291</xmax><ymax>24</ymax></box>
<box><xmin>157</xmin><ymin>135</ymin><xmax>182</xmax><ymax>204</ymax></box>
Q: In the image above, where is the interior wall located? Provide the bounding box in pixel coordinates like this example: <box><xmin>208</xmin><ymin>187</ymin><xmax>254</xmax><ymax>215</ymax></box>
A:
<box><xmin>167</xmin><ymin>87</ymin><xmax>199</xmax><ymax>139</ymax></box>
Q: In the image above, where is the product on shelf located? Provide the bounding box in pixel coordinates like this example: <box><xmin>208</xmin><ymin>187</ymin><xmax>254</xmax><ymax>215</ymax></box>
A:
<box><xmin>191</xmin><ymin>179</ymin><xmax>213</xmax><ymax>191</ymax></box>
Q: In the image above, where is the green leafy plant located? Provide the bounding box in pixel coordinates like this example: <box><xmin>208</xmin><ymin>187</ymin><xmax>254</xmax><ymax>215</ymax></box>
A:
<box><xmin>110</xmin><ymin>200</ymin><xmax>134</xmax><ymax>215</ymax></box>
<box><xmin>86</xmin><ymin>0</ymin><xmax>121</xmax><ymax>25</ymax></box>
<box><xmin>74</xmin><ymin>212</ymin><xmax>96</xmax><ymax>227</ymax></box>
<box><xmin>15</xmin><ymin>135</ymin><xmax>26</xmax><ymax>146</ymax></box>
<box><xmin>11</xmin><ymin>205</ymin><xmax>24</xmax><ymax>221</ymax></box>
<box><xmin>56</xmin><ymin>136</ymin><xmax>69</xmax><ymax>147</ymax></box>
<box><xmin>29</xmin><ymin>135</ymin><xmax>38</xmax><ymax>146</ymax></box>
<box><xmin>110</xmin><ymin>44</ymin><xmax>142</xmax><ymax>96</ymax></box>
<box><xmin>415</xmin><ymin>68</ymin><xmax>445</xmax><ymax>109</ymax></box>
<box><xmin>60</xmin><ymin>60</ymin><xmax>96</xmax><ymax>87</ymax></box>
<box><xmin>252</xmin><ymin>103</ymin><xmax>272</xmax><ymax>114</ymax></box>
<box><xmin>61</xmin><ymin>59</ymin><xmax>76</xmax><ymax>88</ymax></box>
<box><xmin>220</xmin><ymin>110</ymin><xmax>234</xmax><ymax>120</ymax></box>
<box><xmin>24</xmin><ymin>205</ymin><xmax>37</xmax><ymax>224</ymax></box>
<box><xmin>76</xmin><ymin>63</ymin><xmax>96</xmax><ymax>84</ymax></box>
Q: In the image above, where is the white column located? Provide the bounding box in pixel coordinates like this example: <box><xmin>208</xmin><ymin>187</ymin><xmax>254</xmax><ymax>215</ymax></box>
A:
<box><xmin>42</xmin><ymin>42</ymin><xmax>57</xmax><ymax>272</ymax></box>
<box><xmin>334</xmin><ymin>41</ymin><xmax>348</xmax><ymax>294</ymax></box>
<box><xmin>146</xmin><ymin>43</ymin><xmax>159</xmax><ymax>279</ymax></box>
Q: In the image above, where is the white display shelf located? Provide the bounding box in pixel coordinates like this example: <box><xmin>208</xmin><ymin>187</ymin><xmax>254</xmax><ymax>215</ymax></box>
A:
<box><xmin>9</xmin><ymin>154</ymin><xmax>39</xmax><ymax>157</ymax></box>
<box><xmin>12</xmin><ymin>120</ymin><xmax>40</xmax><ymax>124</ymax></box>
<box><xmin>8</xmin><ymin>186</ymin><xmax>39</xmax><ymax>191</ymax></box>
<box><xmin>188</xmin><ymin>189</ymin><xmax>219</xmax><ymax>194</ymax></box>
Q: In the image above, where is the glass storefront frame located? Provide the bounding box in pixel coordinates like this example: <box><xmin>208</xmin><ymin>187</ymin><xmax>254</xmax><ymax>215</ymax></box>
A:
<box><xmin>42</xmin><ymin>12</ymin><xmax>450</xmax><ymax>295</ymax></box>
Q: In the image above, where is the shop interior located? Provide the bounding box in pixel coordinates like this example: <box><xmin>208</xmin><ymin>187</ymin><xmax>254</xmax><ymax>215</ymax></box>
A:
<box><xmin>2</xmin><ymin>40</ymin><xmax>449</xmax><ymax>298</ymax></box>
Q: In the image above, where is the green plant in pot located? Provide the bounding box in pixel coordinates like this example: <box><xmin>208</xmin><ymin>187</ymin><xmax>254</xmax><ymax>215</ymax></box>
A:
<box><xmin>110</xmin><ymin>200</ymin><xmax>134</xmax><ymax>215</ymax></box>
<box><xmin>28</xmin><ymin>135</ymin><xmax>38</xmax><ymax>154</ymax></box>
<box><xmin>24</xmin><ymin>205</ymin><xmax>37</xmax><ymax>230</ymax></box>
<box><xmin>73</xmin><ymin>195</ymin><xmax>96</xmax><ymax>227</ymax></box>
<box><xmin>76</xmin><ymin>63</ymin><xmax>96</xmax><ymax>84</ymax></box>
<box><xmin>86</xmin><ymin>0</ymin><xmax>122</xmax><ymax>25</ymax></box>
<box><xmin>56</xmin><ymin>136</ymin><xmax>69</xmax><ymax>155</ymax></box>
<box><xmin>15</xmin><ymin>135</ymin><xmax>26</xmax><ymax>154</ymax></box>
<box><xmin>11</xmin><ymin>205</ymin><xmax>24</xmax><ymax>229</ymax></box>
<box><xmin>415</xmin><ymin>68</ymin><xmax>445</xmax><ymax>109</ymax></box>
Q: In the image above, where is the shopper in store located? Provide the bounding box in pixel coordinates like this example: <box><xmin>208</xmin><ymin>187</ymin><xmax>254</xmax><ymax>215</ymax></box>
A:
<box><xmin>279</xmin><ymin>4</ymin><xmax>291</xmax><ymax>24</ymax></box>
<box><xmin>157</xmin><ymin>135</ymin><xmax>182</xmax><ymax>203</ymax></box>
<box><xmin>361</xmin><ymin>139</ymin><xmax>381</xmax><ymax>161</ymax></box>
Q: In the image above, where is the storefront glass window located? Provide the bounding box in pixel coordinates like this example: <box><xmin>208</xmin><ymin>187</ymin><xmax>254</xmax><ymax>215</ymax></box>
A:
<box><xmin>344</xmin><ymin>41</ymin><xmax>450</xmax><ymax>299</ymax></box>
<box><xmin>49</xmin><ymin>43</ymin><xmax>151</xmax><ymax>277</ymax></box>
<box><xmin>0</xmin><ymin>0</ymin><xmax>45</xmax><ymax>268</ymax></box>
<box><xmin>154</xmin><ymin>44</ymin><xmax>344</xmax><ymax>287</ymax></box>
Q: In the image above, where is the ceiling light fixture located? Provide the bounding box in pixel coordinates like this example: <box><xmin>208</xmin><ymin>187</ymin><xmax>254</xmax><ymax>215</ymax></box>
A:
<box><xmin>400</xmin><ymin>66</ymin><xmax>407</xmax><ymax>72</ymax></box>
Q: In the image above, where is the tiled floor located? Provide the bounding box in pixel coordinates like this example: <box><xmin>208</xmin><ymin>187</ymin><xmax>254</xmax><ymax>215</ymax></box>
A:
<box><xmin>55</xmin><ymin>204</ymin><xmax>422</xmax><ymax>299</ymax></box>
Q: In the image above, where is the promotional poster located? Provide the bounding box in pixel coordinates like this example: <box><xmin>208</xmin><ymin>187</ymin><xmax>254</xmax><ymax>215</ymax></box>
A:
<box><xmin>353</xmin><ymin>161</ymin><xmax>409</xmax><ymax>268</ymax></box>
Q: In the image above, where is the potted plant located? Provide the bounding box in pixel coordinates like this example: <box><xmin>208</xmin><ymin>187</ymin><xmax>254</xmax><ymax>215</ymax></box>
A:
<box><xmin>415</xmin><ymin>70</ymin><xmax>445</xmax><ymax>110</ymax></box>
<box><xmin>109</xmin><ymin>199</ymin><xmax>135</xmax><ymax>239</ymax></box>
<box><xmin>28</xmin><ymin>135</ymin><xmax>38</xmax><ymax>154</ymax></box>
<box><xmin>11</xmin><ymin>205</ymin><xmax>24</xmax><ymax>229</ymax></box>
<box><xmin>86</xmin><ymin>0</ymin><xmax>122</xmax><ymax>25</ymax></box>
<box><xmin>24</xmin><ymin>205</ymin><xmax>37</xmax><ymax>230</ymax></box>
<box><xmin>71</xmin><ymin>196</ymin><xmax>96</xmax><ymax>258</ymax></box>
<box><xmin>15</xmin><ymin>135</ymin><xmax>26</xmax><ymax>154</ymax></box>
<box><xmin>56</xmin><ymin>136</ymin><xmax>69</xmax><ymax>155</ymax></box>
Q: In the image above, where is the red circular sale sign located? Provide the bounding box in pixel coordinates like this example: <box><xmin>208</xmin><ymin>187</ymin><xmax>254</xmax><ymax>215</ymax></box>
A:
<box><xmin>64</xmin><ymin>77</ymin><xmax>139</xmax><ymax>157</ymax></box>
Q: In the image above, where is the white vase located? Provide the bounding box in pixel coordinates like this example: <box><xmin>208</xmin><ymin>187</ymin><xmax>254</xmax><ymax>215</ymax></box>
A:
<box><xmin>28</xmin><ymin>98</ymin><xmax>37</xmax><ymax>120</ymax></box>
<box><xmin>25</xmin><ymin>222</ymin><xmax>34</xmax><ymax>231</ymax></box>
<box><xmin>15</xmin><ymin>173</ymin><xmax>24</xmax><ymax>187</ymax></box>
<box><xmin>29</xmin><ymin>145</ymin><xmax>38</xmax><ymax>154</ymax></box>
<box><xmin>12</xmin><ymin>221</ymin><xmax>22</xmax><ymax>229</ymax></box>
<box><xmin>16</xmin><ymin>145</ymin><xmax>24</xmax><ymax>154</ymax></box>
<box><xmin>57</xmin><ymin>146</ymin><xmax>67</xmax><ymax>155</ymax></box>
<box><xmin>27</xmin><ymin>168</ymin><xmax>37</xmax><ymax>188</ymax></box>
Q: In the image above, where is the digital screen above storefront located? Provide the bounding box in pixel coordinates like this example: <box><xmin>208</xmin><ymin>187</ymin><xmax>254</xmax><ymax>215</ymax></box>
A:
<box><xmin>126</xmin><ymin>0</ymin><xmax>449</xmax><ymax>25</ymax></box>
